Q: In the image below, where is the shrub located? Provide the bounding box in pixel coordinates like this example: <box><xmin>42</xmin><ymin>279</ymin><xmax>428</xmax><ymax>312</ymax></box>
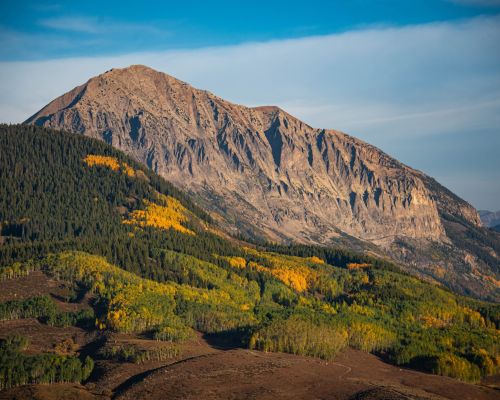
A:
<box><xmin>153</xmin><ymin>323</ymin><xmax>192</xmax><ymax>343</ymax></box>
<box><xmin>348</xmin><ymin>321</ymin><xmax>396</xmax><ymax>352</ymax></box>
<box><xmin>430</xmin><ymin>353</ymin><xmax>481</xmax><ymax>382</ymax></box>
<box><xmin>467</xmin><ymin>348</ymin><xmax>498</xmax><ymax>376</ymax></box>
<box><xmin>249</xmin><ymin>316</ymin><xmax>348</xmax><ymax>360</ymax></box>
<box><xmin>44</xmin><ymin>308</ymin><xmax>95</xmax><ymax>329</ymax></box>
<box><xmin>100</xmin><ymin>344</ymin><xmax>180</xmax><ymax>363</ymax></box>
<box><xmin>0</xmin><ymin>295</ymin><xmax>57</xmax><ymax>321</ymax></box>
<box><xmin>0</xmin><ymin>336</ymin><xmax>94</xmax><ymax>390</ymax></box>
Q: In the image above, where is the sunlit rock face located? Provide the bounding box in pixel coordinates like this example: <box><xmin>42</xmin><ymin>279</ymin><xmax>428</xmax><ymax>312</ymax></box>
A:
<box><xmin>28</xmin><ymin>65</ymin><xmax>499</xmax><ymax>301</ymax></box>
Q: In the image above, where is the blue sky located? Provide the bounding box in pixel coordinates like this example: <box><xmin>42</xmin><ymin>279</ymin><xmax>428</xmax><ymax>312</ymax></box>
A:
<box><xmin>1</xmin><ymin>1</ymin><xmax>500</xmax><ymax>210</ymax></box>
<box><xmin>2</xmin><ymin>1</ymin><xmax>500</xmax><ymax>60</ymax></box>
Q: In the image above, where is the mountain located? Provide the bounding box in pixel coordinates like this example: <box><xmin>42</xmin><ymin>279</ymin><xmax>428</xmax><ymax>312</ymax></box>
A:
<box><xmin>0</xmin><ymin>124</ymin><xmax>499</xmax><ymax>398</ymax></box>
<box><xmin>479</xmin><ymin>210</ymin><xmax>500</xmax><ymax>228</ymax></box>
<box><xmin>25</xmin><ymin>65</ymin><xmax>500</xmax><ymax>301</ymax></box>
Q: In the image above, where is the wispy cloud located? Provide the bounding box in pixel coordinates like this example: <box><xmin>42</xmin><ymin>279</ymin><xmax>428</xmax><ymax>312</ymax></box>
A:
<box><xmin>38</xmin><ymin>15</ymin><xmax>171</xmax><ymax>36</ymax></box>
<box><xmin>0</xmin><ymin>17</ymin><xmax>172</xmax><ymax>61</ymax></box>
<box><xmin>39</xmin><ymin>16</ymin><xmax>101</xmax><ymax>33</ymax></box>
<box><xmin>322</xmin><ymin>98</ymin><xmax>500</xmax><ymax>131</ymax></box>
<box><xmin>1</xmin><ymin>15</ymin><xmax>499</xmax><ymax>208</ymax></box>
<box><xmin>0</xmin><ymin>27</ymin><xmax>80</xmax><ymax>60</ymax></box>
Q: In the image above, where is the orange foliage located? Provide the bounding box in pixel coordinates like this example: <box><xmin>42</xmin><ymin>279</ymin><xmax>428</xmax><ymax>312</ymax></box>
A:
<box><xmin>421</xmin><ymin>315</ymin><xmax>448</xmax><ymax>328</ymax></box>
<box><xmin>271</xmin><ymin>268</ymin><xmax>309</xmax><ymax>292</ymax></box>
<box><xmin>123</xmin><ymin>195</ymin><xmax>195</xmax><ymax>235</ymax></box>
<box><xmin>84</xmin><ymin>154</ymin><xmax>136</xmax><ymax>176</ymax></box>
<box><xmin>243</xmin><ymin>250</ymin><xmax>317</xmax><ymax>293</ymax></box>
<box><xmin>419</xmin><ymin>307</ymin><xmax>457</xmax><ymax>329</ymax></box>
<box><xmin>84</xmin><ymin>155</ymin><xmax>120</xmax><ymax>170</ymax></box>
<box><xmin>222</xmin><ymin>251</ymin><xmax>328</xmax><ymax>294</ymax></box>
<box><xmin>347</xmin><ymin>263</ymin><xmax>371</xmax><ymax>270</ymax></box>
<box><xmin>226</xmin><ymin>257</ymin><xmax>247</xmax><ymax>269</ymax></box>
<box><xmin>122</xmin><ymin>163</ymin><xmax>136</xmax><ymax>177</ymax></box>
<box><xmin>461</xmin><ymin>307</ymin><xmax>486</xmax><ymax>328</ymax></box>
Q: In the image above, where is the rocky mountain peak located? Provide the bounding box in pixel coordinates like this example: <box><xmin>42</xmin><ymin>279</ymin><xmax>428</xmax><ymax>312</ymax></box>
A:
<box><xmin>25</xmin><ymin>65</ymin><xmax>499</xmax><ymax>300</ymax></box>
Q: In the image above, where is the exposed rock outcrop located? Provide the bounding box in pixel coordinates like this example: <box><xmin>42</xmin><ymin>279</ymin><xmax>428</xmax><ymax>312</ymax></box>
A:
<box><xmin>26</xmin><ymin>65</ymin><xmax>499</xmax><ymax>300</ymax></box>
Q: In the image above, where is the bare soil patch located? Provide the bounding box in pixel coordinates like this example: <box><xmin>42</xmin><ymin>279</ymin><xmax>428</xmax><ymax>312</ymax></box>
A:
<box><xmin>0</xmin><ymin>270</ymin><xmax>91</xmax><ymax>312</ymax></box>
<box><xmin>0</xmin><ymin>383</ymin><xmax>97</xmax><ymax>400</ymax></box>
<box><xmin>0</xmin><ymin>319</ymin><xmax>92</xmax><ymax>354</ymax></box>
<box><xmin>114</xmin><ymin>347</ymin><xmax>499</xmax><ymax>400</ymax></box>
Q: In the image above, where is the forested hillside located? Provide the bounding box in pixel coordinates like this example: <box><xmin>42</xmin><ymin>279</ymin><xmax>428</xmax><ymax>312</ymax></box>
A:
<box><xmin>0</xmin><ymin>124</ymin><xmax>499</xmax><ymax>392</ymax></box>
<box><xmin>26</xmin><ymin>65</ymin><xmax>500</xmax><ymax>302</ymax></box>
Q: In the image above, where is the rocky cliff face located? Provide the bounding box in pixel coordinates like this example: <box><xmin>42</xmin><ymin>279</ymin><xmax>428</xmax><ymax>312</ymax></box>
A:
<box><xmin>26</xmin><ymin>65</ymin><xmax>499</xmax><ymax>300</ymax></box>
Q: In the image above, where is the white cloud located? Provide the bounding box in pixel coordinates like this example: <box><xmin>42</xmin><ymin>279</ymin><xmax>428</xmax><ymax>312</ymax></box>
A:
<box><xmin>1</xmin><ymin>15</ymin><xmax>499</xmax><ymax>208</ymax></box>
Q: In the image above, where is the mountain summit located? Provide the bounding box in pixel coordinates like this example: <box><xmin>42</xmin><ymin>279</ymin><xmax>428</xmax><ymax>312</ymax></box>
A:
<box><xmin>26</xmin><ymin>65</ymin><xmax>499</xmax><ymax>300</ymax></box>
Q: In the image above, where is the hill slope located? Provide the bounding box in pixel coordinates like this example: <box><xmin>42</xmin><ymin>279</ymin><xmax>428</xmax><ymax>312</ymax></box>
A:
<box><xmin>25</xmin><ymin>65</ymin><xmax>500</xmax><ymax>300</ymax></box>
<box><xmin>0</xmin><ymin>124</ymin><xmax>499</xmax><ymax>397</ymax></box>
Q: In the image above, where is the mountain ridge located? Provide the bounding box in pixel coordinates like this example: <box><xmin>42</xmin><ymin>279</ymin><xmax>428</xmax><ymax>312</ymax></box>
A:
<box><xmin>25</xmin><ymin>65</ymin><xmax>480</xmax><ymax>240</ymax></box>
<box><xmin>25</xmin><ymin>65</ymin><xmax>499</xmax><ymax>300</ymax></box>
<box><xmin>479</xmin><ymin>210</ymin><xmax>500</xmax><ymax>228</ymax></box>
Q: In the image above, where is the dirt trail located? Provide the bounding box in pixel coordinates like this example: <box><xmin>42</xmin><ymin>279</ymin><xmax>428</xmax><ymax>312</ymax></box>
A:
<box><xmin>112</xmin><ymin>353</ymin><xmax>219</xmax><ymax>398</ymax></box>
